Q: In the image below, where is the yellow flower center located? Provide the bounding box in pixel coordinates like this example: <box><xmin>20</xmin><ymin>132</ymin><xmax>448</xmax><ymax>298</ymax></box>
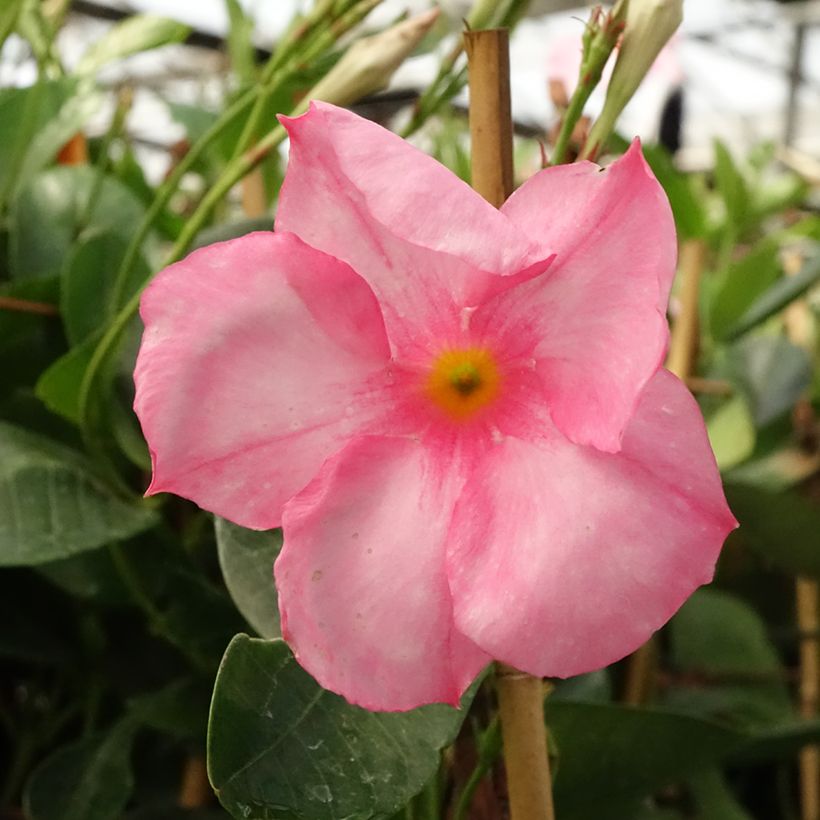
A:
<box><xmin>426</xmin><ymin>347</ymin><xmax>500</xmax><ymax>420</ymax></box>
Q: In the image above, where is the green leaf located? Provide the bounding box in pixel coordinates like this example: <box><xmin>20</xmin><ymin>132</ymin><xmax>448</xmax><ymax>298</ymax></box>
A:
<box><xmin>23</xmin><ymin>722</ymin><xmax>137</xmax><ymax>820</ymax></box>
<box><xmin>61</xmin><ymin>232</ymin><xmax>150</xmax><ymax>344</ymax></box>
<box><xmin>0</xmin><ymin>0</ymin><xmax>25</xmax><ymax>51</ymax></box>
<box><xmin>9</xmin><ymin>166</ymin><xmax>147</xmax><ymax>281</ymax></box>
<box><xmin>709</xmin><ymin>240</ymin><xmax>781</xmax><ymax>340</ymax></box>
<box><xmin>666</xmin><ymin>589</ymin><xmax>792</xmax><ymax>727</ymax></box>
<box><xmin>643</xmin><ymin>145</ymin><xmax>707</xmax><ymax>240</ymax></box>
<box><xmin>731</xmin><ymin>718</ymin><xmax>820</xmax><ymax>764</ymax></box>
<box><xmin>225</xmin><ymin>0</ymin><xmax>257</xmax><ymax>85</ymax></box>
<box><xmin>38</xmin><ymin>547</ymin><xmax>131</xmax><ymax>603</ymax></box>
<box><xmin>215</xmin><ymin>518</ymin><xmax>282</xmax><ymax>639</ymax></box>
<box><xmin>0</xmin><ymin>421</ymin><xmax>157</xmax><ymax>566</ymax></box>
<box><xmin>36</xmin><ymin>333</ymin><xmax>99</xmax><ymax>423</ymax></box>
<box><xmin>14</xmin><ymin>87</ymin><xmax>104</xmax><ymax>197</ymax></box>
<box><xmin>706</xmin><ymin>395</ymin><xmax>756</xmax><ymax>471</ymax></box>
<box><xmin>0</xmin><ymin>79</ymin><xmax>76</xmax><ymax>204</ymax></box>
<box><xmin>725</xmin><ymin>336</ymin><xmax>811</xmax><ymax>427</ymax></box>
<box><xmin>208</xmin><ymin>635</ymin><xmax>473</xmax><ymax>820</ymax></box>
<box><xmin>724</xmin><ymin>483</ymin><xmax>820</xmax><ymax>577</ymax></box>
<box><xmin>546</xmin><ymin>701</ymin><xmax>743</xmax><ymax>819</ymax></box>
<box><xmin>723</xmin><ymin>252</ymin><xmax>820</xmax><ymax>341</ymax></box>
<box><xmin>688</xmin><ymin>769</ymin><xmax>752</xmax><ymax>820</ymax></box>
<box><xmin>127</xmin><ymin>678</ymin><xmax>211</xmax><ymax>740</ymax></box>
<box><xmin>713</xmin><ymin>140</ymin><xmax>750</xmax><ymax>232</ymax></box>
<box><xmin>76</xmin><ymin>14</ymin><xmax>191</xmax><ymax>75</ymax></box>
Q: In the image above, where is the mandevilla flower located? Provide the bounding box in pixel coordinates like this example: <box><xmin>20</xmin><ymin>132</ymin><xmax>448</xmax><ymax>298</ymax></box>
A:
<box><xmin>134</xmin><ymin>102</ymin><xmax>736</xmax><ymax>712</ymax></box>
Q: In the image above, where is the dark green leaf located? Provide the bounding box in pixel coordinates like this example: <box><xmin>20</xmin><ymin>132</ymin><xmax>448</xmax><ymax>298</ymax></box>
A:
<box><xmin>127</xmin><ymin>678</ymin><xmax>211</xmax><ymax>740</ymax></box>
<box><xmin>666</xmin><ymin>589</ymin><xmax>792</xmax><ymax>727</ymax></box>
<box><xmin>208</xmin><ymin>635</ymin><xmax>474</xmax><ymax>820</ymax></box>
<box><xmin>0</xmin><ymin>421</ymin><xmax>157</xmax><ymax>566</ymax></box>
<box><xmin>724</xmin><ymin>483</ymin><xmax>820</xmax><ymax>577</ymax></box>
<box><xmin>546</xmin><ymin>701</ymin><xmax>743</xmax><ymax>818</ymax></box>
<box><xmin>688</xmin><ymin>769</ymin><xmax>752</xmax><ymax>820</ymax></box>
<box><xmin>61</xmin><ymin>233</ymin><xmax>150</xmax><ymax>344</ymax></box>
<box><xmin>730</xmin><ymin>718</ymin><xmax>820</xmax><ymax>764</ymax></box>
<box><xmin>23</xmin><ymin>722</ymin><xmax>137</xmax><ymax>820</ymax></box>
<box><xmin>215</xmin><ymin>518</ymin><xmax>282</xmax><ymax>639</ymax></box>
<box><xmin>38</xmin><ymin>546</ymin><xmax>131</xmax><ymax>603</ymax></box>
<box><xmin>724</xmin><ymin>253</ymin><xmax>820</xmax><ymax>340</ymax></box>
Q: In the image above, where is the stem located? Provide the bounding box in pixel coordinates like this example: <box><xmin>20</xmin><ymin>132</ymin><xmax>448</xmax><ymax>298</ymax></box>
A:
<box><xmin>496</xmin><ymin>665</ymin><xmax>555</xmax><ymax>820</ymax></box>
<box><xmin>553</xmin><ymin>5</ymin><xmax>623</xmax><ymax>166</ymax></box>
<box><xmin>0</xmin><ymin>295</ymin><xmax>58</xmax><ymax>316</ymax></box>
<box><xmin>452</xmin><ymin>715</ymin><xmax>501</xmax><ymax>820</ymax></box>
<box><xmin>465</xmin><ymin>27</ymin><xmax>554</xmax><ymax>820</ymax></box>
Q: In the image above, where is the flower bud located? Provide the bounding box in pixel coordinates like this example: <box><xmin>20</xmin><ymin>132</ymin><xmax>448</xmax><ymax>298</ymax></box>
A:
<box><xmin>583</xmin><ymin>0</ymin><xmax>682</xmax><ymax>157</ymax></box>
<box><xmin>300</xmin><ymin>8</ymin><xmax>440</xmax><ymax>110</ymax></box>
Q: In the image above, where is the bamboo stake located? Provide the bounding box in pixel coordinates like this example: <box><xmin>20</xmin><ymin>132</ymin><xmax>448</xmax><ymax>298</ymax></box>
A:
<box><xmin>177</xmin><ymin>755</ymin><xmax>212</xmax><ymax>809</ymax></box>
<box><xmin>465</xmin><ymin>28</ymin><xmax>554</xmax><ymax>820</ymax></box>
<box><xmin>623</xmin><ymin>239</ymin><xmax>706</xmax><ymax>706</ymax></box>
<box><xmin>465</xmin><ymin>29</ymin><xmax>513</xmax><ymax>207</ymax></box>
<box><xmin>241</xmin><ymin>169</ymin><xmax>268</xmax><ymax>217</ymax></box>
<box><xmin>784</xmin><ymin>249</ymin><xmax>820</xmax><ymax>820</ymax></box>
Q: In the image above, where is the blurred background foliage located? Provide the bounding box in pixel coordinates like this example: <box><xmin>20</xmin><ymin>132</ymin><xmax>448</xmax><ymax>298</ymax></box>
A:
<box><xmin>1</xmin><ymin>1</ymin><xmax>820</xmax><ymax>819</ymax></box>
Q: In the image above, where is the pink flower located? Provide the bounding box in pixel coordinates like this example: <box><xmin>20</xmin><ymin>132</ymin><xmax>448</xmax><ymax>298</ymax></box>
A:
<box><xmin>134</xmin><ymin>102</ymin><xmax>736</xmax><ymax>712</ymax></box>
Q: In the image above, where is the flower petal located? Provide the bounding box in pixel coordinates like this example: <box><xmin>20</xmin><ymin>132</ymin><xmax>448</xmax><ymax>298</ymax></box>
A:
<box><xmin>495</xmin><ymin>140</ymin><xmax>676</xmax><ymax>451</ymax></box>
<box><xmin>446</xmin><ymin>369</ymin><xmax>737</xmax><ymax>678</ymax></box>
<box><xmin>276</xmin><ymin>102</ymin><xmax>549</xmax><ymax>351</ymax></box>
<box><xmin>276</xmin><ymin>435</ymin><xmax>490</xmax><ymax>711</ymax></box>
<box><xmin>134</xmin><ymin>231</ymin><xmax>392</xmax><ymax>529</ymax></box>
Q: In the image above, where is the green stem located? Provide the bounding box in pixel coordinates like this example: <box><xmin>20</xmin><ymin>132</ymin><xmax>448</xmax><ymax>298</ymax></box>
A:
<box><xmin>108</xmin><ymin>84</ymin><xmax>260</xmax><ymax>312</ymax></box>
<box><xmin>81</xmin><ymin>0</ymin><xmax>384</xmax><ymax>468</ymax></box>
<box><xmin>551</xmin><ymin>6</ymin><xmax>623</xmax><ymax>166</ymax></box>
<box><xmin>550</xmin><ymin>81</ymin><xmax>595</xmax><ymax>167</ymax></box>
<box><xmin>452</xmin><ymin>716</ymin><xmax>502</xmax><ymax>820</ymax></box>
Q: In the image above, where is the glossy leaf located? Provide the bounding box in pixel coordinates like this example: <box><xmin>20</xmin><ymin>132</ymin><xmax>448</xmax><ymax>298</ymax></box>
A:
<box><xmin>76</xmin><ymin>15</ymin><xmax>191</xmax><ymax>75</ymax></box>
<box><xmin>0</xmin><ymin>421</ymin><xmax>157</xmax><ymax>566</ymax></box>
<box><xmin>23</xmin><ymin>722</ymin><xmax>137</xmax><ymax>820</ymax></box>
<box><xmin>208</xmin><ymin>635</ymin><xmax>474</xmax><ymax>820</ymax></box>
<box><xmin>215</xmin><ymin>518</ymin><xmax>282</xmax><ymax>639</ymax></box>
